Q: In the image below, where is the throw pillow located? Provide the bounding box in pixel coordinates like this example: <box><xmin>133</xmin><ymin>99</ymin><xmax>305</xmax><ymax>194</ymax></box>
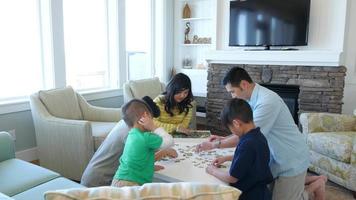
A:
<box><xmin>44</xmin><ymin>182</ymin><xmax>241</xmax><ymax>200</ymax></box>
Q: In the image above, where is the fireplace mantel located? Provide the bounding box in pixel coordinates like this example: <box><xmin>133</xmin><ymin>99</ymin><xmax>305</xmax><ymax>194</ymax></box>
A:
<box><xmin>206</xmin><ymin>50</ymin><xmax>343</xmax><ymax>66</ymax></box>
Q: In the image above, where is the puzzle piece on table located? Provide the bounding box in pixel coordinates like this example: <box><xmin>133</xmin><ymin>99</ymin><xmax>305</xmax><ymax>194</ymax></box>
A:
<box><xmin>157</xmin><ymin>142</ymin><xmax>234</xmax><ymax>169</ymax></box>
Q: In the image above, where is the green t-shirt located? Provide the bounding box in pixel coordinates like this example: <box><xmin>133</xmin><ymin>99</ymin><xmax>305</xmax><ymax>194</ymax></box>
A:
<box><xmin>114</xmin><ymin>128</ymin><xmax>163</xmax><ymax>185</ymax></box>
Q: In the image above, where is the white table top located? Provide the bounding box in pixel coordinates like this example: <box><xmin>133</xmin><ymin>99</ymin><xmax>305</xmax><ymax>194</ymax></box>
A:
<box><xmin>154</xmin><ymin>138</ymin><xmax>235</xmax><ymax>185</ymax></box>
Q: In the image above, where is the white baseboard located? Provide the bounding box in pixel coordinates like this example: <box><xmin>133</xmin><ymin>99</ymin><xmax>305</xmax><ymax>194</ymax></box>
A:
<box><xmin>15</xmin><ymin>147</ymin><xmax>38</xmax><ymax>162</ymax></box>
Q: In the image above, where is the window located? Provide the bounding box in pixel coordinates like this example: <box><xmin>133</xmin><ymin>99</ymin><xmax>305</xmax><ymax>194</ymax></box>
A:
<box><xmin>63</xmin><ymin>0</ymin><xmax>112</xmax><ymax>91</ymax></box>
<box><xmin>126</xmin><ymin>0</ymin><xmax>154</xmax><ymax>80</ymax></box>
<box><xmin>0</xmin><ymin>0</ymin><xmax>47</xmax><ymax>101</ymax></box>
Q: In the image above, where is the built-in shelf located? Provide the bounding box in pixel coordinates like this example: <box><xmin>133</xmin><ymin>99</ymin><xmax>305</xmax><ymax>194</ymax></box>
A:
<box><xmin>182</xmin><ymin>17</ymin><xmax>212</xmax><ymax>21</ymax></box>
<box><xmin>180</xmin><ymin>43</ymin><xmax>211</xmax><ymax>47</ymax></box>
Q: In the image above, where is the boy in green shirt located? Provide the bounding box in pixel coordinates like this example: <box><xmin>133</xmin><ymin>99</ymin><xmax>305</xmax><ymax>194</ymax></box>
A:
<box><xmin>112</xmin><ymin>99</ymin><xmax>174</xmax><ymax>187</ymax></box>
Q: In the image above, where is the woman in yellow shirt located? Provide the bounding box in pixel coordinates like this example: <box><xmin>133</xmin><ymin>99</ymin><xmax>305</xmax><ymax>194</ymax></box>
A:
<box><xmin>153</xmin><ymin>73</ymin><xmax>194</xmax><ymax>134</ymax></box>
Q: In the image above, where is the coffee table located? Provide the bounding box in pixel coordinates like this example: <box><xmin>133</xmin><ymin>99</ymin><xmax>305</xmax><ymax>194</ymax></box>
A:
<box><xmin>154</xmin><ymin>138</ymin><xmax>235</xmax><ymax>185</ymax></box>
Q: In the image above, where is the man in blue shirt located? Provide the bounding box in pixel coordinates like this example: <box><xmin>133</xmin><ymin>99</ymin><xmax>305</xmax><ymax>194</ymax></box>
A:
<box><xmin>206</xmin><ymin>98</ymin><xmax>273</xmax><ymax>200</ymax></box>
<box><xmin>197</xmin><ymin>67</ymin><xmax>310</xmax><ymax>200</ymax></box>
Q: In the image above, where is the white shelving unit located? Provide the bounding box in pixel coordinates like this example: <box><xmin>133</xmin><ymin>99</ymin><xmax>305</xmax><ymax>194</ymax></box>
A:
<box><xmin>174</xmin><ymin>0</ymin><xmax>217</xmax><ymax>97</ymax></box>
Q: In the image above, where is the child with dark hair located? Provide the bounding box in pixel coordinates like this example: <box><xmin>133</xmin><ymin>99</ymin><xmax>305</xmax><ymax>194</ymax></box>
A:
<box><xmin>111</xmin><ymin>99</ymin><xmax>174</xmax><ymax>187</ymax></box>
<box><xmin>206</xmin><ymin>98</ymin><xmax>273</xmax><ymax>200</ymax></box>
<box><xmin>153</xmin><ymin>73</ymin><xmax>194</xmax><ymax>134</ymax></box>
<box><xmin>81</xmin><ymin>96</ymin><xmax>169</xmax><ymax>187</ymax></box>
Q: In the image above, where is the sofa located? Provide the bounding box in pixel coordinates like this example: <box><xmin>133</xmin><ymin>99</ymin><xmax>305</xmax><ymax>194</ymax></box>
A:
<box><xmin>30</xmin><ymin>86</ymin><xmax>121</xmax><ymax>181</ymax></box>
<box><xmin>299</xmin><ymin>112</ymin><xmax>356</xmax><ymax>193</ymax></box>
<box><xmin>0</xmin><ymin>131</ymin><xmax>85</xmax><ymax>200</ymax></box>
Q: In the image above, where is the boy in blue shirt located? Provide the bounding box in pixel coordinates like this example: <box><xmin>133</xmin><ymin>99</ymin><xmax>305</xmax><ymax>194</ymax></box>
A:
<box><xmin>206</xmin><ymin>98</ymin><xmax>273</xmax><ymax>200</ymax></box>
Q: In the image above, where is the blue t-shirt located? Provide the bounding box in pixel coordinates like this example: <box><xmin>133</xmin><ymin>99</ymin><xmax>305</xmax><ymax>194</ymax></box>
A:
<box><xmin>230</xmin><ymin>127</ymin><xmax>273</xmax><ymax>200</ymax></box>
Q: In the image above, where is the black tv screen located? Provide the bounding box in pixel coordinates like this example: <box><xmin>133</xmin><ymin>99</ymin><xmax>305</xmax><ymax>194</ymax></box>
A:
<box><xmin>229</xmin><ymin>0</ymin><xmax>310</xmax><ymax>48</ymax></box>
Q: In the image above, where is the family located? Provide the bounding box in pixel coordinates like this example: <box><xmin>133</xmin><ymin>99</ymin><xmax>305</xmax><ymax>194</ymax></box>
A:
<box><xmin>80</xmin><ymin>67</ymin><xmax>326</xmax><ymax>200</ymax></box>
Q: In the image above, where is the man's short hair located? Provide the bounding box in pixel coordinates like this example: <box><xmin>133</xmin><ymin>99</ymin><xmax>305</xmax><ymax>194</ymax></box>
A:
<box><xmin>222</xmin><ymin>67</ymin><xmax>253</xmax><ymax>87</ymax></box>
<box><xmin>122</xmin><ymin>99</ymin><xmax>152</xmax><ymax>127</ymax></box>
<box><xmin>220</xmin><ymin>98</ymin><xmax>253</xmax><ymax>129</ymax></box>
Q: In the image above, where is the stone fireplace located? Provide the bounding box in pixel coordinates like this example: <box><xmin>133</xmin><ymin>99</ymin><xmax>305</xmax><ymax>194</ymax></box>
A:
<box><xmin>206</xmin><ymin>64</ymin><xmax>346</xmax><ymax>135</ymax></box>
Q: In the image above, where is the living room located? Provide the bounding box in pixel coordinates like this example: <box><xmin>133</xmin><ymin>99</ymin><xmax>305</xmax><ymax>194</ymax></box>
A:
<box><xmin>0</xmin><ymin>0</ymin><xmax>356</xmax><ymax>199</ymax></box>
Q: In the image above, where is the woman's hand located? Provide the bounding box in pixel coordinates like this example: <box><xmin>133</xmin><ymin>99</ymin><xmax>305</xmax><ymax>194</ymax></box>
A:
<box><xmin>176</xmin><ymin>125</ymin><xmax>191</xmax><ymax>135</ymax></box>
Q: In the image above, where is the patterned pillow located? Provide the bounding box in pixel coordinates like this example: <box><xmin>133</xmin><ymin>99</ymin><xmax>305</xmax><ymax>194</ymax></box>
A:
<box><xmin>44</xmin><ymin>182</ymin><xmax>241</xmax><ymax>200</ymax></box>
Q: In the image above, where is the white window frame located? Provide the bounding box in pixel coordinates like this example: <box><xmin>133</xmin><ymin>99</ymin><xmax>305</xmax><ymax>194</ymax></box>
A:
<box><xmin>0</xmin><ymin>0</ymin><xmax>167</xmax><ymax>115</ymax></box>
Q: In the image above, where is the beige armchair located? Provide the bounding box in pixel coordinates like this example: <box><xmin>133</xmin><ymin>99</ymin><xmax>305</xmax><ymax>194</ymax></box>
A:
<box><xmin>30</xmin><ymin>86</ymin><xmax>121</xmax><ymax>181</ymax></box>
<box><xmin>299</xmin><ymin>112</ymin><xmax>356</xmax><ymax>192</ymax></box>
<box><xmin>123</xmin><ymin>77</ymin><xmax>196</xmax><ymax>129</ymax></box>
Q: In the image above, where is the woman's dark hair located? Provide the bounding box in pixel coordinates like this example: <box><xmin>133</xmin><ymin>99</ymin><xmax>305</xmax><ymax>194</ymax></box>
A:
<box><xmin>220</xmin><ymin>98</ymin><xmax>253</xmax><ymax>129</ymax></box>
<box><xmin>142</xmin><ymin>96</ymin><xmax>160</xmax><ymax>118</ymax></box>
<box><xmin>222</xmin><ymin>67</ymin><xmax>253</xmax><ymax>87</ymax></box>
<box><xmin>163</xmin><ymin>73</ymin><xmax>194</xmax><ymax>116</ymax></box>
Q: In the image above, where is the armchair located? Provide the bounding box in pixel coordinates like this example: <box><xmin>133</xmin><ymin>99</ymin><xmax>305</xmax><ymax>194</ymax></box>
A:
<box><xmin>30</xmin><ymin>86</ymin><xmax>121</xmax><ymax>181</ymax></box>
<box><xmin>123</xmin><ymin>77</ymin><xmax>196</xmax><ymax>129</ymax></box>
<box><xmin>299</xmin><ymin>112</ymin><xmax>356</xmax><ymax>193</ymax></box>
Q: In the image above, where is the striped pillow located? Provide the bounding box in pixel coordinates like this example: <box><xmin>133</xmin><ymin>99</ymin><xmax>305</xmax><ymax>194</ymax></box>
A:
<box><xmin>44</xmin><ymin>182</ymin><xmax>241</xmax><ymax>200</ymax></box>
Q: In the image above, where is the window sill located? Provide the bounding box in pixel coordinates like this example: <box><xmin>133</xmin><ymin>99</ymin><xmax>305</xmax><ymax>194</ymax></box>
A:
<box><xmin>0</xmin><ymin>88</ymin><xmax>123</xmax><ymax>115</ymax></box>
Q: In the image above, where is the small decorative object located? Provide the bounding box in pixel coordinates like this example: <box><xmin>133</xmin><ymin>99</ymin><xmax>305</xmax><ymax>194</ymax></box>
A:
<box><xmin>192</xmin><ymin>35</ymin><xmax>199</xmax><ymax>44</ymax></box>
<box><xmin>197</xmin><ymin>37</ymin><xmax>203</xmax><ymax>44</ymax></box>
<box><xmin>184</xmin><ymin>22</ymin><xmax>191</xmax><ymax>44</ymax></box>
<box><xmin>182</xmin><ymin>57</ymin><xmax>192</xmax><ymax>69</ymax></box>
<box><xmin>196</xmin><ymin>63</ymin><xmax>205</xmax><ymax>69</ymax></box>
<box><xmin>182</xmin><ymin>3</ymin><xmax>191</xmax><ymax>19</ymax></box>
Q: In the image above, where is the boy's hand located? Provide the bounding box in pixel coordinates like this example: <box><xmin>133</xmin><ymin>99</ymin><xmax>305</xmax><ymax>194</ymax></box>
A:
<box><xmin>154</xmin><ymin>165</ymin><xmax>164</xmax><ymax>171</ymax></box>
<box><xmin>138</xmin><ymin>112</ymin><xmax>158</xmax><ymax>131</ymax></box>
<box><xmin>206</xmin><ymin>164</ymin><xmax>218</xmax><ymax>176</ymax></box>
<box><xmin>212</xmin><ymin>156</ymin><xmax>226</xmax><ymax>167</ymax></box>
<box><xmin>165</xmin><ymin>148</ymin><xmax>178</xmax><ymax>158</ymax></box>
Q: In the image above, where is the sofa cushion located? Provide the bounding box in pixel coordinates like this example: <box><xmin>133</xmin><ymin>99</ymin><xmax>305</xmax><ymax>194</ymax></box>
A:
<box><xmin>0</xmin><ymin>159</ymin><xmax>59</xmax><ymax>196</ymax></box>
<box><xmin>44</xmin><ymin>182</ymin><xmax>241</xmax><ymax>200</ymax></box>
<box><xmin>12</xmin><ymin>177</ymin><xmax>85</xmax><ymax>200</ymax></box>
<box><xmin>39</xmin><ymin>86</ymin><xmax>83</xmax><ymax>120</ymax></box>
<box><xmin>91</xmin><ymin>122</ymin><xmax>117</xmax><ymax>150</ymax></box>
<box><xmin>307</xmin><ymin>132</ymin><xmax>355</xmax><ymax>163</ymax></box>
<box><xmin>129</xmin><ymin>78</ymin><xmax>163</xmax><ymax>100</ymax></box>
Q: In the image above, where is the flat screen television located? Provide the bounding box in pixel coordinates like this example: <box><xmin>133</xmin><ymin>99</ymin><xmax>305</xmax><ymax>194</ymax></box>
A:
<box><xmin>229</xmin><ymin>0</ymin><xmax>310</xmax><ymax>49</ymax></box>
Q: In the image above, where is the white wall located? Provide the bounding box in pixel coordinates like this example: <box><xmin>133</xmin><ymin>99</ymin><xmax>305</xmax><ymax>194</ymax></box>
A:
<box><xmin>342</xmin><ymin>0</ymin><xmax>356</xmax><ymax>114</ymax></box>
<box><xmin>217</xmin><ymin>0</ymin><xmax>348</xmax><ymax>51</ymax></box>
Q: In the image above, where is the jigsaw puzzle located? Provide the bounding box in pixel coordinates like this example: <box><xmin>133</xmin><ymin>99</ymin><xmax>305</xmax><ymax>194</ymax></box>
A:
<box><xmin>172</xmin><ymin>130</ymin><xmax>211</xmax><ymax>138</ymax></box>
<box><xmin>158</xmin><ymin>142</ymin><xmax>234</xmax><ymax>169</ymax></box>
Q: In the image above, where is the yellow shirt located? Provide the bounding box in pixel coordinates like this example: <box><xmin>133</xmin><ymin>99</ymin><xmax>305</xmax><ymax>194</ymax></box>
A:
<box><xmin>153</xmin><ymin>95</ymin><xmax>192</xmax><ymax>133</ymax></box>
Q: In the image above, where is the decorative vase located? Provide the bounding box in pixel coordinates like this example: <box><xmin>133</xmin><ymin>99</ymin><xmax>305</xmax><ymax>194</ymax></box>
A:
<box><xmin>182</xmin><ymin>3</ymin><xmax>191</xmax><ymax>19</ymax></box>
